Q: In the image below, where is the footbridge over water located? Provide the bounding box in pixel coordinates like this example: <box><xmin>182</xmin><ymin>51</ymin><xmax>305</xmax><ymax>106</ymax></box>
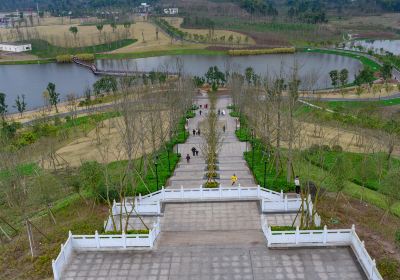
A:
<box><xmin>72</xmin><ymin>57</ymin><xmax>178</xmax><ymax>77</ymax></box>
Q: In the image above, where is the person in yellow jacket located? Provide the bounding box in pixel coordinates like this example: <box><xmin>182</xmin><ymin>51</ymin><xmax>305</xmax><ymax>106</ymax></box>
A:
<box><xmin>231</xmin><ymin>174</ymin><xmax>238</xmax><ymax>186</ymax></box>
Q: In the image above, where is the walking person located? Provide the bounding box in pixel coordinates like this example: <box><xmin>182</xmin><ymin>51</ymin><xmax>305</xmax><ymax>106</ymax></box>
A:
<box><xmin>200</xmin><ymin>110</ymin><xmax>202</xmax><ymax>116</ymax></box>
<box><xmin>231</xmin><ymin>174</ymin><xmax>238</xmax><ymax>186</ymax></box>
<box><xmin>191</xmin><ymin>147</ymin><xmax>196</xmax><ymax>156</ymax></box>
<box><xmin>192</xmin><ymin>129</ymin><xmax>196</xmax><ymax>136</ymax></box>
<box><xmin>223</xmin><ymin>125</ymin><xmax>226</xmax><ymax>133</ymax></box>
<box><xmin>195</xmin><ymin>149</ymin><xmax>199</xmax><ymax>156</ymax></box>
<box><xmin>186</xmin><ymin>154</ymin><xmax>191</xmax><ymax>163</ymax></box>
<box><xmin>218</xmin><ymin>109</ymin><xmax>221</xmax><ymax>115</ymax></box>
<box><xmin>295</xmin><ymin>176</ymin><xmax>301</xmax><ymax>195</ymax></box>
<box><xmin>197</xmin><ymin>129</ymin><xmax>201</xmax><ymax>135</ymax></box>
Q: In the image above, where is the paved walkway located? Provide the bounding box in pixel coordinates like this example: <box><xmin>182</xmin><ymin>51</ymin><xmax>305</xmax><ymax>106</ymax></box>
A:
<box><xmin>65</xmin><ymin>245</ymin><xmax>364</xmax><ymax>280</ymax></box>
<box><xmin>168</xmin><ymin>94</ymin><xmax>256</xmax><ymax>189</ymax></box>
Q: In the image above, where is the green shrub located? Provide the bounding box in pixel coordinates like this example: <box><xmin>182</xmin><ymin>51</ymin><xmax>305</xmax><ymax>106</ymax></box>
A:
<box><xmin>204</xmin><ymin>181</ymin><xmax>219</xmax><ymax>188</ymax></box>
<box><xmin>396</xmin><ymin>230</ymin><xmax>400</xmax><ymax>248</ymax></box>
<box><xmin>230</xmin><ymin>111</ymin><xmax>239</xmax><ymax>118</ymax></box>
<box><xmin>377</xmin><ymin>258</ymin><xmax>400</xmax><ymax>280</ymax></box>
<box><xmin>331</xmin><ymin>145</ymin><xmax>343</xmax><ymax>152</ymax></box>
<box><xmin>17</xmin><ymin>131</ymin><xmax>37</xmax><ymax>147</ymax></box>
<box><xmin>271</xmin><ymin>226</ymin><xmax>324</xmax><ymax>231</ymax></box>
<box><xmin>56</xmin><ymin>54</ymin><xmax>72</xmax><ymax>63</ymax></box>
<box><xmin>75</xmin><ymin>53</ymin><xmax>95</xmax><ymax>61</ymax></box>
<box><xmin>186</xmin><ymin>111</ymin><xmax>195</xmax><ymax>118</ymax></box>
<box><xmin>271</xmin><ymin>226</ymin><xmax>296</xmax><ymax>231</ymax></box>
<box><xmin>206</xmin><ymin>172</ymin><xmax>218</xmax><ymax>178</ymax></box>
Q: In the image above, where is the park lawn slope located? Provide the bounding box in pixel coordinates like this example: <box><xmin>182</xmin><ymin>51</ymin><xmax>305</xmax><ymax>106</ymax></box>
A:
<box><xmin>29</xmin><ymin>39</ymin><xmax>137</xmax><ymax>58</ymax></box>
<box><xmin>301</xmin><ymin>48</ymin><xmax>381</xmax><ymax>71</ymax></box>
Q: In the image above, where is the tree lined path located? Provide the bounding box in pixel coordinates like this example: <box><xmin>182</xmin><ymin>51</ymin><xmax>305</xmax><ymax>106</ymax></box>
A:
<box><xmin>167</xmin><ymin>93</ymin><xmax>256</xmax><ymax>189</ymax></box>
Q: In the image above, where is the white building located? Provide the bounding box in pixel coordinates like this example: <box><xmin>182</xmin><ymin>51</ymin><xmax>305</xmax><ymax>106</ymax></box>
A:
<box><xmin>0</xmin><ymin>43</ymin><xmax>32</xmax><ymax>52</ymax></box>
<box><xmin>163</xmin><ymin>8</ymin><xmax>179</xmax><ymax>15</ymax></box>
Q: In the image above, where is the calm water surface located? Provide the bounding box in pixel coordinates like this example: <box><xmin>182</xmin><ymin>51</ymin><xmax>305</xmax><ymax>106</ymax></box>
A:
<box><xmin>0</xmin><ymin>52</ymin><xmax>362</xmax><ymax>111</ymax></box>
<box><xmin>345</xmin><ymin>40</ymin><xmax>400</xmax><ymax>55</ymax></box>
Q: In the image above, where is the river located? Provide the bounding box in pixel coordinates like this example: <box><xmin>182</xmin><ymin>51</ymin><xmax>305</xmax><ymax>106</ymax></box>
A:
<box><xmin>0</xmin><ymin>52</ymin><xmax>362</xmax><ymax>111</ymax></box>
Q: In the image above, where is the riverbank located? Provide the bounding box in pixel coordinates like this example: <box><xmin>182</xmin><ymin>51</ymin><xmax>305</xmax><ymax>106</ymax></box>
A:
<box><xmin>0</xmin><ymin>44</ymin><xmax>380</xmax><ymax>67</ymax></box>
<box><xmin>299</xmin><ymin>47</ymin><xmax>382</xmax><ymax>70</ymax></box>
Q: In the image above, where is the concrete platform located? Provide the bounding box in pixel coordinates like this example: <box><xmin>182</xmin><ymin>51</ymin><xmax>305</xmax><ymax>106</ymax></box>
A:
<box><xmin>62</xmin><ymin>245</ymin><xmax>366</xmax><ymax>280</ymax></box>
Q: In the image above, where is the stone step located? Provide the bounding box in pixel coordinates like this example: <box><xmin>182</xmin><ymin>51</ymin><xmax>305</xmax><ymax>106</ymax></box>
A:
<box><xmin>176</xmin><ymin>163</ymin><xmax>207</xmax><ymax>170</ymax></box>
<box><xmin>168</xmin><ymin>181</ymin><xmax>206</xmax><ymax>189</ymax></box>
<box><xmin>218</xmin><ymin>160</ymin><xmax>246</xmax><ymax>164</ymax></box>
<box><xmin>217</xmin><ymin>179</ymin><xmax>256</xmax><ymax>188</ymax></box>
<box><xmin>172</xmin><ymin>171</ymin><xmax>205</xmax><ymax>178</ymax></box>
<box><xmin>219</xmin><ymin>163</ymin><xmax>249</xmax><ymax>171</ymax></box>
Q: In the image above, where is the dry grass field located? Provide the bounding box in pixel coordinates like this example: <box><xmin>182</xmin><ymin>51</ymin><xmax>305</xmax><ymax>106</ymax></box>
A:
<box><xmin>45</xmin><ymin>112</ymin><xmax>171</xmax><ymax>168</ymax></box>
<box><xmin>332</xmin><ymin>13</ymin><xmax>400</xmax><ymax>37</ymax></box>
<box><xmin>164</xmin><ymin>17</ymin><xmax>255</xmax><ymax>44</ymax></box>
<box><xmin>0</xmin><ymin>23</ymin><xmax>133</xmax><ymax>47</ymax></box>
<box><xmin>0</xmin><ymin>19</ymin><xmax>200</xmax><ymax>52</ymax></box>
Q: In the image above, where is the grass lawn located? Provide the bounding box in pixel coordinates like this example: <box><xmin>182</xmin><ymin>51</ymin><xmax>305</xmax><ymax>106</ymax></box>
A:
<box><xmin>304</xmin><ymin>149</ymin><xmax>400</xmax><ymax>191</ymax></box>
<box><xmin>301</xmin><ymin>48</ymin><xmax>381</xmax><ymax>71</ymax></box>
<box><xmin>28</xmin><ymin>39</ymin><xmax>137</xmax><ymax>58</ymax></box>
<box><xmin>319</xmin><ymin>98</ymin><xmax>400</xmax><ymax>111</ymax></box>
<box><xmin>0</xmin><ymin>162</ymin><xmax>40</xmax><ymax>179</ymax></box>
<box><xmin>296</xmin><ymin>156</ymin><xmax>400</xmax><ymax>217</ymax></box>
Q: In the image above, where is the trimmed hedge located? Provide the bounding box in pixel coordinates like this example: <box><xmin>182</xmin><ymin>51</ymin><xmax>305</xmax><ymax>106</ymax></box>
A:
<box><xmin>228</xmin><ymin>47</ymin><xmax>295</xmax><ymax>56</ymax></box>
<box><xmin>75</xmin><ymin>53</ymin><xmax>95</xmax><ymax>61</ymax></box>
<box><xmin>56</xmin><ymin>54</ymin><xmax>72</xmax><ymax>63</ymax></box>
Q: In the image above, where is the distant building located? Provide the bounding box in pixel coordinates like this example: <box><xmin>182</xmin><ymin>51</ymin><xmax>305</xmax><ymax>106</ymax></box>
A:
<box><xmin>0</xmin><ymin>43</ymin><xmax>32</xmax><ymax>52</ymax></box>
<box><xmin>163</xmin><ymin>8</ymin><xmax>179</xmax><ymax>15</ymax></box>
<box><xmin>138</xmin><ymin>3</ymin><xmax>151</xmax><ymax>13</ymax></box>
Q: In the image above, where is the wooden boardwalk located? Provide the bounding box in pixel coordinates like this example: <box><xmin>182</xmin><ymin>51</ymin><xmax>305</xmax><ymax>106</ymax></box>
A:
<box><xmin>72</xmin><ymin>57</ymin><xmax>178</xmax><ymax>77</ymax></box>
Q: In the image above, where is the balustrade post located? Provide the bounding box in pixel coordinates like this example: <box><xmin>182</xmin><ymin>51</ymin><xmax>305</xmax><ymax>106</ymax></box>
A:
<box><xmin>280</xmin><ymin>190</ymin><xmax>283</xmax><ymax>200</ymax></box>
<box><xmin>323</xmin><ymin>225</ymin><xmax>327</xmax><ymax>244</ymax></box>
<box><xmin>238</xmin><ymin>184</ymin><xmax>241</xmax><ymax>198</ymax></box>
<box><xmin>200</xmin><ymin>185</ymin><xmax>203</xmax><ymax>199</ymax></box>
<box><xmin>139</xmin><ymin>193</ymin><xmax>142</xmax><ymax>201</ymax></box>
<box><xmin>261</xmin><ymin>199</ymin><xmax>265</xmax><ymax>211</ymax></box>
<box><xmin>61</xmin><ymin>244</ymin><xmax>66</xmax><ymax>262</ymax></box>
<box><xmin>257</xmin><ymin>185</ymin><xmax>260</xmax><ymax>198</ymax></box>
<box><xmin>219</xmin><ymin>185</ymin><xmax>222</xmax><ymax>198</ymax></box>
<box><xmin>351</xmin><ymin>224</ymin><xmax>356</xmax><ymax>243</ymax></box>
<box><xmin>295</xmin><ymin>226</ymin><xmax>300</xmax><ymax>245</ymax></box>
<box><xmin>157</xmin><ymin>201</ymin><xmax>161</xmax><ymax>214</ymax></box>
<box><xmin>371</xmin><ymin>259</ymin><xmax>376</xmax><ymax>278</ymax></box>
<box><xmin>267</xmin><ymin>227</ymin><xmax>272</xmax><ymax>247</ymax></box>
<box><xmin>122</xmin><ymin>231</ymin><xmax>126</xmax><ymax>249</ymax></box>
<box><xmin>134</xmin><ymin>197</ymin><xmax>138</xmax><ymax>212</ymax></box>
<box><xmin>162</xmin><ymin>186</ymin><xmax>165</xmax><ymax>200</ymax></box>
<box><xmin>52</xmin><ymin>260</ymin><xmax>59</xmax><ymax>280</ymax></box>
<box><xmin>284</xmin><ymin>195</ymin><xmax>288</xmax><ymax>211</ymax></box>
<box><xmin>95</xmin><ymin>230</ymin><xmax>100</xmax><ymax>248</ymax></box>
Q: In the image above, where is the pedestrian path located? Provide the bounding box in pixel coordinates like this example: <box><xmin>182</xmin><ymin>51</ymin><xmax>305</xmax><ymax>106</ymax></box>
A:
<box><xmin>167</xmin><ymin>95</ymin><xmax>257</xmax><ymax>189</ymax></box>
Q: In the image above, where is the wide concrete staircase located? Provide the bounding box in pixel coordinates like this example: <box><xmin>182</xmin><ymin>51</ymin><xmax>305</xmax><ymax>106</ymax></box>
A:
<box><xmin>167</xmin><ymin>95</ymin><xmax>257</xmax><ymax>189</ymax></box>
